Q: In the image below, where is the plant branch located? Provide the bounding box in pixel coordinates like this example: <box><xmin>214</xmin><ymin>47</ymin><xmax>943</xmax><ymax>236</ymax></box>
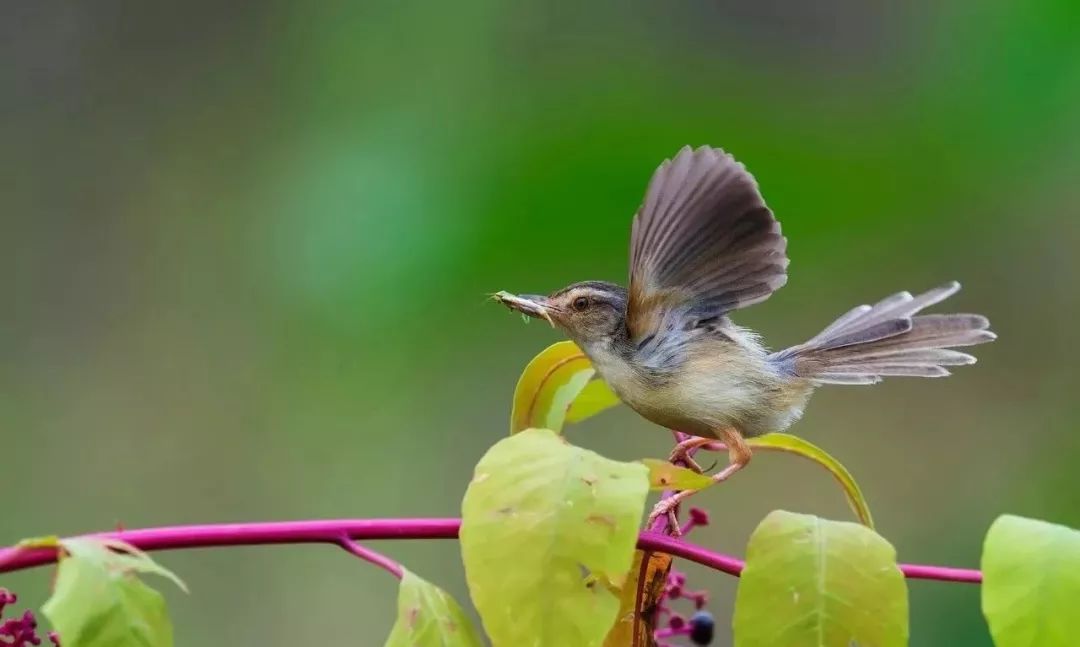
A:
<box><xmin>0</xmin><ymin>518</ymin><xmax>982</xmax><ymax>584</ymax></box>
<box><xmin>338</xmin><ymin>536</ymin><xmax>404</xmax><ymax>580</ymax></box>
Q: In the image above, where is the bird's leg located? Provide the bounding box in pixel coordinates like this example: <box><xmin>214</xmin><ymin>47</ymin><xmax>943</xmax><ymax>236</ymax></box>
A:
<box><xmin>648</xmin><ymin>428</ymin><xmax>752</xmax><ymax>536</ymax></box>
<box><xmin>667</xmin><ymin>436</ymin><xmax>725</xmax><ymax>474</ymax></box>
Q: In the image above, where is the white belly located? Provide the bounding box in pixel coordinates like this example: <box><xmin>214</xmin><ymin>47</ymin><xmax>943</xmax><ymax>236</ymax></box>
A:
<box><xmin>579</xmin><ymin>337</ymin><xmax>809</xmax><ymax>438</ymax></box>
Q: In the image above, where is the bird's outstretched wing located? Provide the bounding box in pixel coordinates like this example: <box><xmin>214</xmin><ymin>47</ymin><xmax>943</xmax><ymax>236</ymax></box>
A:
<box><xmin>626</xmin><ymin>145</ymin><xmax>788</xmax><ymax>344</ymax></box>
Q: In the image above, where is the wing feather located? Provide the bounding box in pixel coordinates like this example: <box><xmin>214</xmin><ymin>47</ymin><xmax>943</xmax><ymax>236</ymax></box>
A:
<box><xmin>627</xmin><ymin>146</ymin><xmax>788</xmax><ymax>342</ymax></box>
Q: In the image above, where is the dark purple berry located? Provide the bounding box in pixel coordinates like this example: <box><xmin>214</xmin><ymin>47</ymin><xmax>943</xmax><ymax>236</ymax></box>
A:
<box><xmin>689</xmin><ymin>610</ymin><xmax>714</xmax><ymax>645</ymax></box>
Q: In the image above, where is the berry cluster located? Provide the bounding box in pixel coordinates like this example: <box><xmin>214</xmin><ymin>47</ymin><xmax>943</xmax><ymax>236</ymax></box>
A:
<box><xmin>0</xmin><ymin>589</ymin><xmax>60</xmax><ymax>646</ymax></box>
<box><xmin>653</xmin><ymin>508</ymin><xmax>715</xmax><ymax>646</ymax></box>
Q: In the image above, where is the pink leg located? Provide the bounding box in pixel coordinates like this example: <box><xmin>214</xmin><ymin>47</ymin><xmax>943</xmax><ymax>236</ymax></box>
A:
<box><xmin>649</xmin><ymin>428</ymin><xmax>752</xmax><ymax>535</ymax></box>
<box><xmin>668</xmin><ymin>436</ymin><xmax>726</xmax><ymax>474</ymax></box>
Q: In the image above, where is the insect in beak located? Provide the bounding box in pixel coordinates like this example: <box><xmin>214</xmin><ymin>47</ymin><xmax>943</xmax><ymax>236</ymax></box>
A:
<box><xmin>492</xmin><ymin>291</ymin><xmax>555</xmax><ymax>327</ymax></box>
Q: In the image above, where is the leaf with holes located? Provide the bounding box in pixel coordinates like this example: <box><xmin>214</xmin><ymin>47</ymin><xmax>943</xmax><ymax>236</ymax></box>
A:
<box><xmin>461</xmin><ymin>428</ymin><xmax>649</xmax><ymax>646</ymax></box>
<box><xmin>384</xmin><ymin>569</ymin><xmax>484</xmax><ymax>647</ymax></box>
<box><xmin>510</xmin><ymin>341</ymin><xmax>619</xmax><ymax>433</ymax></box>
<box><xmin>41</xmin><ymin>538</ymin><xmax>185</xmax><ymax>647</ymax></box>
<box><xmin>640</xmin><ymin>459</ymin><xmax>715</xmax><ymax>492</ymax></box>
<box><xmin>982</xmin><ymin>514</ymin><xmax>1080</xmax><ymax>646</ymax></box>
<box><xmin>733</xmin><ymin>510</ymin><xmax>908</xmax><ymax>647</ymax></box>
<box><xmin>748</xmin><ymin>433</ymin><xmax>874</xmax><ymax>528</ymax></box>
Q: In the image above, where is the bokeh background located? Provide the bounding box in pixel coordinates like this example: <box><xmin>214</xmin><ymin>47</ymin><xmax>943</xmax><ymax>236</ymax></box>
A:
<box><xmin>3</xmin><ymin>1</ymin><xmax>1079</xmax><ymax>644</ymax></box>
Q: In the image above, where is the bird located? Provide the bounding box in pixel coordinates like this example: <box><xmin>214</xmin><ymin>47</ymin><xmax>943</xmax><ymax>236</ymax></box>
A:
<box><xmin>494</xmin><ymin>145</ymin><xmax>995</xmax><ymax>531</ymax></box>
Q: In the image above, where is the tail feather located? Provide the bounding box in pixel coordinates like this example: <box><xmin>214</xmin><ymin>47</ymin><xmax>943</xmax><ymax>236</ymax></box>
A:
<box><xmin>808</xmin><ymin>304</ymin><xmax>873</xmax><ymax>343</ymax></box>
<box><xmin>809</xmin><ymin>373</ymin><xmax>883</xmax><ymax>385</ymax></box>
<box><xmin>812</xmin><ymin>365</ymin><xmax>950</xmax><ymax>384</ymax></box>
<box><xmin>806</xmin><ymin>282</ymin><xmax>960</xmax><ymax>346</ymax></box>
<box><xmin>854</xmin><ymin>282</ymin><xmax>960</xmax><ymax>329</ymax></box>
<box><xmin>815</xmin><ymin>318</ymin><xmax>912</xmax><ymax>351</ymax></box>
<box><xmin>770</xmin><ymin>282</ymin><xmax>995</xmax><ymax>386</ymax></box>
<box><xmin>830</xmin><ymin>348</ymin><xmax>977</xmax><ymax>366</ymax></box>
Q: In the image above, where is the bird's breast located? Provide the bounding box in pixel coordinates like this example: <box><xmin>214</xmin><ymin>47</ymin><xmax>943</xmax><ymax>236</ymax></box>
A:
<box><xmin>583</xmin><ymin>343</ymin><xmax>695</xmax><ymax>429</ymax></box>
<box><xmin>584</xmin><ymin>347</ymin><xmax>648</xmax><ymax>404</ymax></box>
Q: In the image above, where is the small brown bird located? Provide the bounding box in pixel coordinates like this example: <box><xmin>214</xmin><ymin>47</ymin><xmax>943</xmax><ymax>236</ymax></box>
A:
<box><xmin>495</xmin><ymin>145</ymin><xmax>995</xmax><ymax>530</ymax></box>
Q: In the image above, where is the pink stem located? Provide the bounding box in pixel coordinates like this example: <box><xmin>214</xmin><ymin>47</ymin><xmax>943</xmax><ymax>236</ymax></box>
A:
<box><xmin>338</xmin><ymin>537</ymin><xmax>404</xmax><ymax>579</ymax></box>
<box><xmin>0</xmin><ymin>518</ymin><xmax>982</xmax><ymax>583</ymax></box>
<box><xmin>897</xmin><ymin>562</ymin><xmax>983</xmax><ymax>583</ymax></box>
<box><xmin>654</xmin><ymin>626</ymin><xmax>692</xmax><ymax>639</ymax></box>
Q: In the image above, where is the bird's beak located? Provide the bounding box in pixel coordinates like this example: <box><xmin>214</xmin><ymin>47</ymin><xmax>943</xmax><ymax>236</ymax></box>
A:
<box><xmin>492</xmin><ymin>291</ymin><xmax>555</xmax><ymax>327</ymax></box>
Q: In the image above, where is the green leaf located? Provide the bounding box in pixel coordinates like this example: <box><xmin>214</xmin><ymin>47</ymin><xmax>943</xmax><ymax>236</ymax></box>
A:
<box><xmin>982</xmin><ymin>514</ymin><xmax>1080</xmax><ymax>646</ymax></box>
<box><xmin>16</xmin><ymin>535</ymin><xmax>60</xmax><ymax>549</ymax></box>
<box><xmin>87</xmin><ymin>539</ymin><xmax>188</xmax><ymax>593</ymax></box>
<box><xmin>461</xmin><ymin>428</ymin><xmax>650</xmax><ymax>647</ymax></box>
<box><xmin>384</xmin><ymin>569</ymin><xmax>484</xmax><ymax>647</ymax></box>
<box><xmin>640</xmin><ymin>458</ymin><xmax>715</xmax><ymax>492</ymax></box>
<box><xmin>510</xmin><ymin>341</ymin><xmax>618</xmax><ymax>434</ymax></box>
<box><xmin>42</xmin><ymin>538</ymin><xmax>184</xmax><ymax>647</ymax></box>
<box><xmin>733</xmin><ymin>510</ymin><xmax>908</xmax><ymax>647</ymax></box>
<box><xmin>748</xmin><ymin>433</ymin><xmax>875</xmax><ymax>528</ymax></box>
<box><xmin>566</xmin><ymin>379</ymin><xmax>621</xmax><ymax>424</ymax></box>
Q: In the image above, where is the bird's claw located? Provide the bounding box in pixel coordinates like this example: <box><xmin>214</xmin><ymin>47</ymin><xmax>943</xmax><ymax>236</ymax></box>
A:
<box><xmin>648</xmin><ymin>498</ymin><xmax>683</xmax><ymax>536</ymax></box>
<box><xmin>668</xmin><ymin>438</ymin><xmax>724</xmax><ymax>474</ymax></box>
<box><xmin>674</xmin><ymin>453</ymin><xmax>704</xmax><ymax>474</ymax></box>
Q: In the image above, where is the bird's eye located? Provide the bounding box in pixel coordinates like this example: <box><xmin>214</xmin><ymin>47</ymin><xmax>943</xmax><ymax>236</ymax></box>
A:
<box><xmin>572</xmin><ymin>296</ymin><xmax>590</xmax><ymax>311</ymax></box>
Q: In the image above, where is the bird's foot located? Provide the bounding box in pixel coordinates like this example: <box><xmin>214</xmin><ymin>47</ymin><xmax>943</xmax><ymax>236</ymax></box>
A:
<box><xmin>650</xmin><ymin>429</ymin><xmax>752</xmax><ymax>535</ymax></box>
<box><xmin>668</xmin><ymin>437</ymin><xmax>725</xmax><ymax>474</ymax></box>
<box><xmin>646</xmin><ymin>460</ymin><xmax>747</xmax><ymax>535</ymax></box>
<box><xmin>648</xmin><ymin>496</ymin><xmax>685</xmax><ymax>536</ymax></box>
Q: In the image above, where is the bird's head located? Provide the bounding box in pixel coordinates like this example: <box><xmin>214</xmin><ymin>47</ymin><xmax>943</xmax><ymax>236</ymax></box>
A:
<box><xmin>494</xmin><ymin>281</ymin><xmax>628</xmax><ymax>346</ymax></box>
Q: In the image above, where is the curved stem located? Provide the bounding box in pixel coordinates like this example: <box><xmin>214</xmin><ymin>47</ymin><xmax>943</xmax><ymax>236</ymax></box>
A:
<box><xmin>0</xmin><ymin>518</ymin><xmax>982</xmax><ymax>584</ymax></box>
<box><xmin>338</xmin><ymin>537</ymin><xmax>404</xmax><ymax>579</ymax></box>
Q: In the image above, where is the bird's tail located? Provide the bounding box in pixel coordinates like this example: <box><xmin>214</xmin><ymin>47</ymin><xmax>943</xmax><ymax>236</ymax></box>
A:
<box><xmin>769</xmin><ymin>282</ymin><xmax>996</xmax><ymax>385</ymax></box>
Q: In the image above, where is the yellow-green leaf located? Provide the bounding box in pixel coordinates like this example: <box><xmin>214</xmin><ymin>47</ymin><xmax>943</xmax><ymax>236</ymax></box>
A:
<box><xmin>15</xmin><ymin>535</ymin><xmax>60</xmax><ymax>549</ymax></box>
<box><xmin>511</xmin><ymin>341</ymin><xmax>594</xmax><ymax>433</ymax></box>
<box><xmin>641</xmin><ymin>458</ymin><xmax>715</xmax><ymax>492</ymax></box>
<box><xmin>461</xmin><ymin>429</ymin><xmax>650</xmax><ymax>647</ymax></box>
<box><xmin>90</xmin><ymin>538</ymin><xmax>189</xmax><ymax>593</ymax></box>
<box><xmin>384</xmin><ymin>569</ymin><xmax>484</xmax><ymax>647</ymax></box>
<box><xmin>982</xmin><ymin>514</ymin><xmax>1080</xmax><ymax>646</ymax></box>
<box><xmin>566</xmin><ymin>378</ymin><xmax>621</xmax><ymax>424</ymax></box>
<box><xmin>42</xmin><ymin>538</ymin><xmax>185</xmax><ymax>647</ymax></box>
<box><xmin>733</xmin><ymin>511</ymin><xmax>908</xmax><ymax>647</ymax></box>
<box><xmin>748</xmin><ymin>433</ymin><xmax>874</xmax><ymax>528</ymax></box>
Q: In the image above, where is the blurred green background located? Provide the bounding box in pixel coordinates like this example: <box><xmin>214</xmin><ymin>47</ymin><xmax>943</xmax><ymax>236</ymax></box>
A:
<box><xmin>3</xmin><ymin>1</ymin><xmax>1079</xmax><ymax>644</ymax></box>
